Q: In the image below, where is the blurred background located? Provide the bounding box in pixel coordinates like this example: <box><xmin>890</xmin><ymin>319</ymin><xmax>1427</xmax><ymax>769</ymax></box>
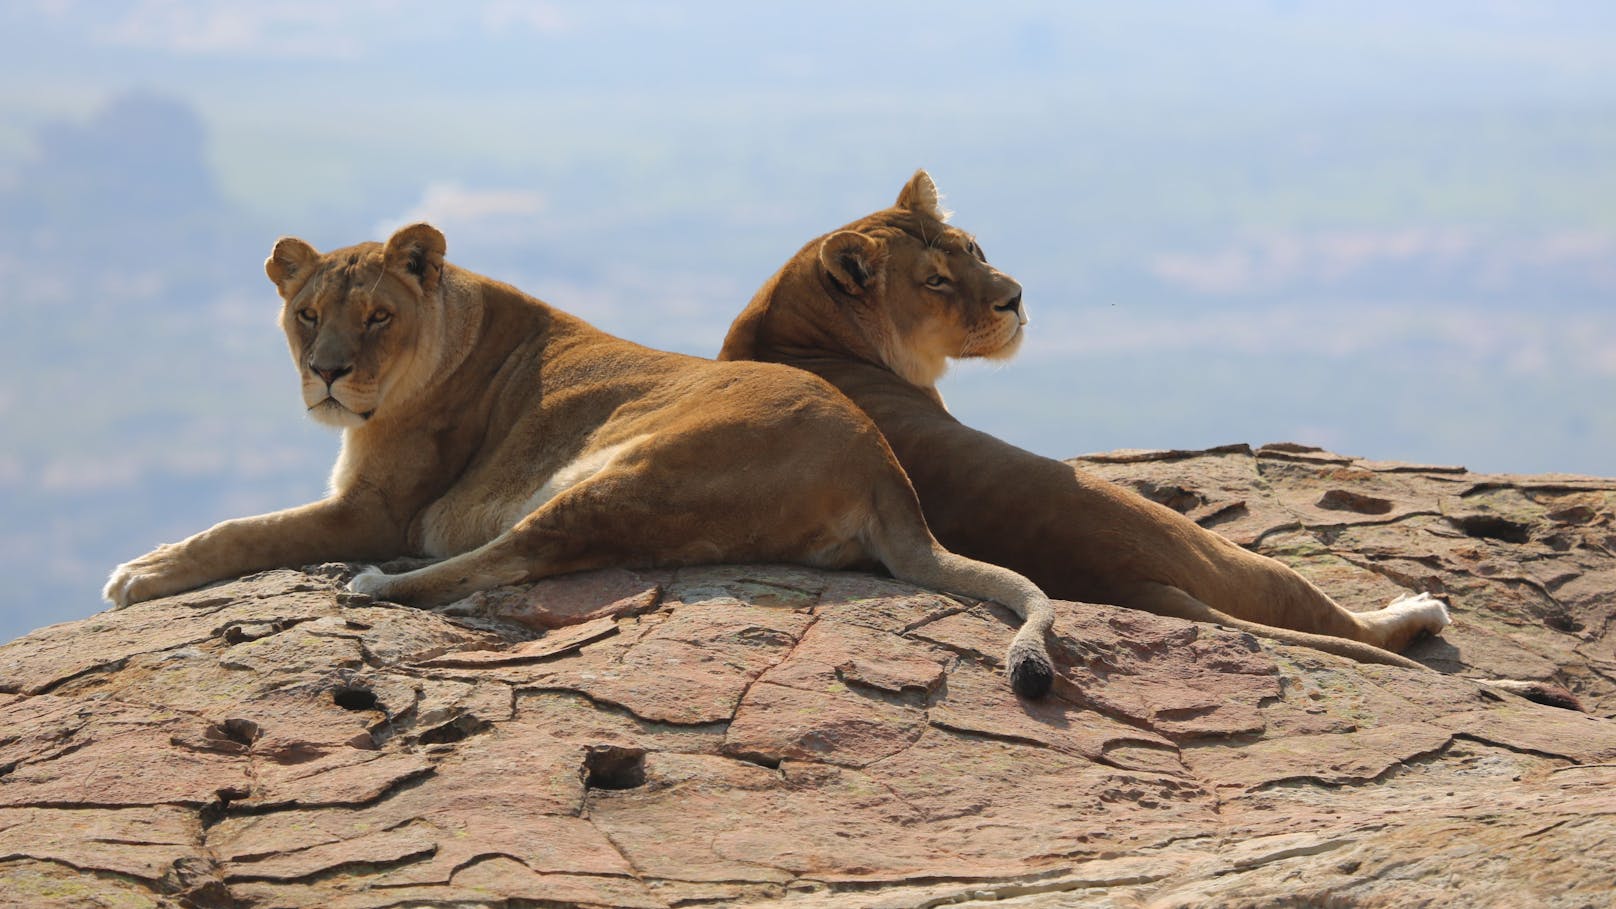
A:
<box><xmin>2</xmin><ymin>1</ymin><xmax>1613</xmax><ymax>641</ymax></box>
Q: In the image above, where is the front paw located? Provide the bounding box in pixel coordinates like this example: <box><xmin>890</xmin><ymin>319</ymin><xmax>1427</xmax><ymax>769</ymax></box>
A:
<box><xmin>103</xmin><ymin>543</ymin><xmax>207</xmax><ymax>608</ymax></box>
<box><xmin>346</xmin><ymin>566</ymin><xmax>394</xmax><ymax>600</ymax></box>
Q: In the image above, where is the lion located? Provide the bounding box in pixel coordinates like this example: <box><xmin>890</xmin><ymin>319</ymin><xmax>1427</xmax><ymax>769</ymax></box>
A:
<box><xmin>719</xmin><ymin>170</ymin><xmax>1460</xmax><ymax>671</ymax></box>
<box><xmin>104</xmin><ymin>222</ymin><xmax>1058</xmax><ymax>698</ymax></box>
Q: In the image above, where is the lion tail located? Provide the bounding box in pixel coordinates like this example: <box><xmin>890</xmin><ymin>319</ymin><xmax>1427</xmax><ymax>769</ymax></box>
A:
<box><xmin>862</xmin><ymin>484</ymin><xmax>1056</xmax><ymax>699</ymax></box>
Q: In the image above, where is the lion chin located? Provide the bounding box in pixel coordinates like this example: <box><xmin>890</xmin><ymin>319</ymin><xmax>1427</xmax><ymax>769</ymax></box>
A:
<box><xmin>307</xmin><ymin>397</ymin><xmax>371</xmax><ymax>429</ymax></box>
<box><xmin>978</xmin><ymin>323</ymin><xmax>1025</xmax><ymax>361</ymax></box>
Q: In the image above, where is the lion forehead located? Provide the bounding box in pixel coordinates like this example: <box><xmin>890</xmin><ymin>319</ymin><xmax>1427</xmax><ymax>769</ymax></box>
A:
<box><xmin>899</xmin><ymin>238</ymin><xmax>988</xmax><ymax>281</ymax></box>
<box><xmin>293</xmin><ymin>258</ymin><xmax>414</xmax><ymax>329</ymax></box>
<box><xmin>917</xmin><ymin>246</ymin><xmax>950</xmax><ymax>273</ymax></box>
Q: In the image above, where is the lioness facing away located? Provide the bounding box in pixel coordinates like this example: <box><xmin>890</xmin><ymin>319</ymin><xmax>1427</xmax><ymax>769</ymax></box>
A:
<box><xmin>719</xmin><ymin>171</ymin><xmax>1456</xmax><ymax>670</ymax></box>
<box><xmin>104</xmin><ymin>223</ymin><xmax>1057</xmax><ymax>697</ymax></box>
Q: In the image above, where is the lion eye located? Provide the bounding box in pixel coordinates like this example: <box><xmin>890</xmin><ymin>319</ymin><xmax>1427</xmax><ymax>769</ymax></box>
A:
<box><xmin>924</xmin><ymin>275</ymin><xmax>951</xmax><ymax>289</ymax></box>
<box><xmin>367</xmin><ymin>310</ymin><xmax>393</xmax><ymax>327</ymax></box>
<box><xmin>297</xmin><ymin>308</ymin><xmax>318</xmax><ymax>326</ymax></box>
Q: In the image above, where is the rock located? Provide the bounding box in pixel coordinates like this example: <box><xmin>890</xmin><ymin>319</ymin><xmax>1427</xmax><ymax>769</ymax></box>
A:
<box><xmin>1</xmin><ymin>445</ymin><xmax>1614</xmax><ymax>908</ymax></box>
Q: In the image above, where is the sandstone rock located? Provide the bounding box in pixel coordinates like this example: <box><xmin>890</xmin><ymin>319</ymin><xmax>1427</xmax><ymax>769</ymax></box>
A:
<box><xmin>1</xmin><ymin>445</ymin><xmax>1613</xmax><ymax>908</ymax></box>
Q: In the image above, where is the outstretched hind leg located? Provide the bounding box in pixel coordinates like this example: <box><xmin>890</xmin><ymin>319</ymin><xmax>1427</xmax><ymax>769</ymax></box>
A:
<box><xmin>1118</xmin><ymin>580</ymin><xmax>1431</xmax><ymax>669</ymax></box>
<box><xmin>346</xmin><ymin>483</ymin><xmax>625</xmax><ymax>607</ymax></box>
<box><xmin>348</xmin><ymin>521</ymin><xmax>608</xmax><ymax>607</ymax></box>
<box><xmin>343</xmin><ymin>444</ymin><xmax>856</xmax><ymax>608</ymax></box>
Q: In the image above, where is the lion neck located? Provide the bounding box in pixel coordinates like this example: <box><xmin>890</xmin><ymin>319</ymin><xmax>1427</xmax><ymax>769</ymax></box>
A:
<box><xmin>722</xmin><ymin>249</ymin><xmax>947</xmax><ymax>398</ymax></box>
<box><xmin>355</xmin><ymin>267</ymin><xmax>489</xmax><ymax>431</ymax></box>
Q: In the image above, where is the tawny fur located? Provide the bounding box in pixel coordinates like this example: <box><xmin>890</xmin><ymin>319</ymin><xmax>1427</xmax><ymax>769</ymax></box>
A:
<box><xmin>719</xmin><ymin>170</ymin><xmax>1454</xmax><ymax>670</ymax></box>
<box><xmin>103</xmin><ymin>222</ymin><xmax>1058</xmax><ymax>696</ymax></box>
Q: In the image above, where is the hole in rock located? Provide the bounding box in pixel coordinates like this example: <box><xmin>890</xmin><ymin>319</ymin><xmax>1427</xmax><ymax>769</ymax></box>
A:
<box><xmin>1132</xmin><ymin>481</ymin><xmax>1203</xmax><ymax>514</ymax></box>
<box><xmin>419</xmin><ymin>714</ymin><xmax>491</xmax><ymax>746</ymax></box>
<box><xmin>222</xmin><ymin>620</ymin><xmax>289</xmax><ymax>644</ymax></box>
<box><xmin>1198</xmin><ymin>502</ymin><xmax>1249</xmax><ymax>529</ymax></box>
<box><xmin>332</xmin><ymin>686</ymin><xmax>380</xmax><ymax>711</ymax></box>
<box><xmin>217</xmin><ymin>717</ymin><xmax>261</xmax><ymax>747</ymax></box>
<box><xmin>1549</xmin><ymin>504</ymin><xmax>1597</xmax><ymax>525</ymax></box>
<box><xmin>584</xmin><ymin>745</ymin><xmax>647</xmax><ymax>790</ymax></box>
<box><xmin>1317</xmin><ymin>489</ymin><xmax>1393</xmax><ymax>515</ymax></box>
<box><xmin>1452</xmin><ymin>515</ymin><xmax>1531</xmax><ymax>544</ymax></box>
<box><xmin>727</xmin><ymin>750</ymin><xmax>783</xmax><ymax>771</ymax></box>
<box><xmin>198</xmin><ymin>800</ymin><xmax>229</xmax><ymax>830</ymax></box>
<box><xmin>1544</xmin><ymin>612</ymin><xmax>1584</xmax><ymax>634</ymax></box>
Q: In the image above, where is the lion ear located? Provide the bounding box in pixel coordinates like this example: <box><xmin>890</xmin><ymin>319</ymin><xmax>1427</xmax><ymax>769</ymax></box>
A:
<box><xmin>265</xmin><ymin>237</ymin><xmax>320</xmax><ymax>297</ymax></box>
<box><xmin>818</xmin><ymin>230</ymin><xmax>886</xmax><ymax>296</ymax></box>
<box><xmin>895</xmin><ymin>169</ymin><xmax>950</xmax><ymax>222</ymax></box>
<box><xmin>384</xmin><ymin>222</ymin><xmax>446</xmax><ymax>293</ymax></box>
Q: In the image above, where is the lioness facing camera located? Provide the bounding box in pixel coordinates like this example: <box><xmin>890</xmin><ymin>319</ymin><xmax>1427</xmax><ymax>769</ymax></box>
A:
<box><xmin>720</xmin><ymin>171</ymin><xmax>1454</xmax><ymax>669</ymax></box>
<box><xmin>105</xmin><ymin>223</ymin><xmax>1057</xmax><ymax>697</ymax></box>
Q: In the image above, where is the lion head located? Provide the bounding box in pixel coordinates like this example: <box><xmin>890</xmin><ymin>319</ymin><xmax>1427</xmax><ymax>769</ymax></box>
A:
<box><xmin>265</xmin><ymin>223</ymin><xmax>449</xmax><ymax>429</ymax></box>
<box><xmin>722</xmin><ymin>170</ymin><xmax>1026</xmax><ymax>389</ymax></box>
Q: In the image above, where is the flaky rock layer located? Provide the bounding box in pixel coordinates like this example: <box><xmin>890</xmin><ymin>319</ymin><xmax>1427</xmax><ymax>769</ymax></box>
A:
<box><xmin>2</xmin><ymin>444</ymin><xmax>1613</xmax><ymax>908</ymax></box>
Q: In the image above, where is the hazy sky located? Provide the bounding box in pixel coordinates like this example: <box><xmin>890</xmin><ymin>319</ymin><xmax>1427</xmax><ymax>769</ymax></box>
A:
<box><xmin>1</xmin><ymin>1</ymin><xmax>1614</xmax><ymax>639</ymax></box>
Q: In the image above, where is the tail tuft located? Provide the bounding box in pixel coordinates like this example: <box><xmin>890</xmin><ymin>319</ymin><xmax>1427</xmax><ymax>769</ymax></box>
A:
<box><xmin>1009</xmin><ymin>647</ymin><xmax>1054</xmax><ymax>699</ymax></box>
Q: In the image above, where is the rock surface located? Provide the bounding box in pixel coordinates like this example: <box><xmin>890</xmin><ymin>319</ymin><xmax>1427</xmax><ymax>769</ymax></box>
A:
<box><xmin>2</xmin><ymin>443</ymin><xmax>1614</xmax><ymax>908</ymax></box>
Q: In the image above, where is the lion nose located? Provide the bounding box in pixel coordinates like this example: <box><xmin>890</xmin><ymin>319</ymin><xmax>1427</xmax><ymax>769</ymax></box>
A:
<box><xmin>994</xmin><ymin>292</ymin><xmax>1023</xmax><ymax>316</ymax></box>
<box><xmin>311</xmin><ymin>363</ymin><xmax>353</xmax><ymax>386</ymax></box>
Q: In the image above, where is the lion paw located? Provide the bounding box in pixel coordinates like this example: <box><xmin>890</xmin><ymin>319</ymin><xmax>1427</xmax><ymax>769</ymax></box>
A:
<box><xmin>1385</xmin><ymin>591</ymin><xmax>1451</xmax><ymax>634</ymax></box>
<box><xmin>345</xmin><ymin>566</ymin><xmax>394</xmax><ymax>599</ymax></box>
<box><xmin>103</xmin><ymin>543</ymin><xmax>204</xmax><ymax>608</ymax></box>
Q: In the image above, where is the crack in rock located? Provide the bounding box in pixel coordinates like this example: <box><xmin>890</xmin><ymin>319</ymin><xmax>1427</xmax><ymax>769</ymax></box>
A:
<box><xmin>6</xmin><ymin>450</ymin><xmax>1616</xmax><ymax>906</ymax></box>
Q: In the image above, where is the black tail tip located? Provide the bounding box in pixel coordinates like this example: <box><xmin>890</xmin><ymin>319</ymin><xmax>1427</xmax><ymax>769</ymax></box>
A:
<box><xmin>1010</xmin><ymin>653</ymin><xmax>1054</xmax><ymax>699</ymax></box>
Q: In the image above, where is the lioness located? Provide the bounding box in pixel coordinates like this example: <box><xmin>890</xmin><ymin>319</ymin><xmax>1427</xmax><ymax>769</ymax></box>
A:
<box><xmin>104</xmin><ymin>223</ymin><xmax>1057</xmax><ymax>697</ymax></box>
<box><xmin>719</xmin><ymin>171</ymin><xmax>1454</xmax><ymax>670</ymax></box>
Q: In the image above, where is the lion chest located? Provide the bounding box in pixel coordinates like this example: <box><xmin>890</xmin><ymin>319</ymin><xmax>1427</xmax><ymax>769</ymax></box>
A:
<box><xmin>413</xmin><ymin>434</ymin><xmax>649</xmax><ymax>557</ymax></box>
